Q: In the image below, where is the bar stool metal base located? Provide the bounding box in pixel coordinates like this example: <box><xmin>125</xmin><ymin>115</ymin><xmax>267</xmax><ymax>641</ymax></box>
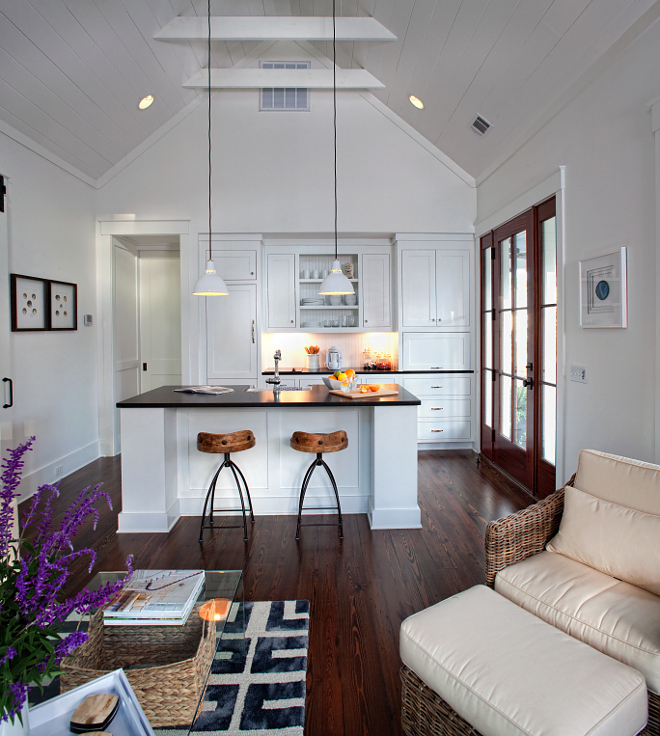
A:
<box><xmin>198</xmin><ymin>453</ymin><xmax>255</xmax><ymax>542</ymax></box>
<box><xmin>295</xmin><ymin>453</ymin><xmax>344</xmax><ymax>540</ymax></box>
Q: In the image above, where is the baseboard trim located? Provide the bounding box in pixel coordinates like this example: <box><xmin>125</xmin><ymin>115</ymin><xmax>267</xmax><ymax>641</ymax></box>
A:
<box><xmin>17</xmin><ymin>441</ymin><xmax>101</xmax><ymax>501</ymax></box>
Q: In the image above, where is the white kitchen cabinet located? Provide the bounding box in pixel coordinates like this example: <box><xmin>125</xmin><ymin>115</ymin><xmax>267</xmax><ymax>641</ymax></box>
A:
<box><xmin>361</xmin><ymin>253</ymin><xmax>391</xmax><ymax>328</ymax></box>
<box><xmin>266</xmin><ymin>254</ymin><xmax>296</xmax><ymax>329</ymax></box>
<box><xmin>401</xmin><ymin>333</ymin><xmax>471</xmax><ymax>371</ymax></box>
<box><xmin>402</xmin><ymin>373</ymin><xmax>474</xmax><ymax>446</ymax></box>
<box><xmin>401</xmin><ymin>247</ymin><xmax>470</xmax><ymax>330</ymax></box>
<box><xmin>207</xmin><ymin>284</ymin><xmax>258</xmax><ymax>379</ymax></box>
<box><xmin>298</xmin><ymin>376</ymin><xmax>326</xmax><ymax>389</ymax></box>
<box><xmin>216</xmin><ymin>250</ymin><xmax>257</xmax><ymax>281</ymax></box>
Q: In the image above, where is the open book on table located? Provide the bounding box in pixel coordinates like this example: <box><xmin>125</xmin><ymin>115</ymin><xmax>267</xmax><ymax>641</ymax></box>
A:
<box><xmin>103</xmin><ymin>569</ymin><xmax>205</xmax><ymax>626</ymax></box>
<box><xmin>174</xmin><ymin>386</ymin><xmax>234</xmax><ymax>395</ymax></box>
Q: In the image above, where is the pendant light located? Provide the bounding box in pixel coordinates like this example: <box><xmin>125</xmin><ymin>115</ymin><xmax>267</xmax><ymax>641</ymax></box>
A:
<box><xmin>193</xmin><ymin>0</ymin><xmax>228</xmax><ymax>296</ymax></box>
<box><xmin>319</xmin><ymin>0</ymin><xmax>354</xmax><ymax>297</ymax></box>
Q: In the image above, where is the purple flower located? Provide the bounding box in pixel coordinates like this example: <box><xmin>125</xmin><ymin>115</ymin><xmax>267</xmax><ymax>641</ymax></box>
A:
<box><xmin>0</xmin><ymin>439</ymin><xmax>132</xmax><ymax>724</ymax></box>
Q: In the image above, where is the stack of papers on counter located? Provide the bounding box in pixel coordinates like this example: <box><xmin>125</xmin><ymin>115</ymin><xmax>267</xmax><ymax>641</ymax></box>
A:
<box><xmin>103</xmin><ymin>569</ymin><xmax>205</xmax><ymax>626</ymax></box>
<box><xmin>174</xmin><ymin>386</ymin><xmax>234</xmax><ymax>395</ymax></box>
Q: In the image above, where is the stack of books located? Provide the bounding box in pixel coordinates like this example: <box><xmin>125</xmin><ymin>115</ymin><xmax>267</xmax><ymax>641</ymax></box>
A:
<box><xmin>103</xmin><ymin>569</ymin><xmax>205</xmax><ymax>626</ymax></box>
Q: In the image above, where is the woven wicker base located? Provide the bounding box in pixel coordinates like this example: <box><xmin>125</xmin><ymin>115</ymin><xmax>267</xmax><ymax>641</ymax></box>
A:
<box><xmin>400</xmin><ymin>666</ymin><xmax>481</xmax><ymax>736</ymax></box>
<box><xmin>61</xmin><ymin>604</ymin><xmax>216</xmax><ymax>728</ymax></box>
<box><xmin>401</xmin><ymin>665</ymin><xmax>658</xmax><ymax>736</ymax></box>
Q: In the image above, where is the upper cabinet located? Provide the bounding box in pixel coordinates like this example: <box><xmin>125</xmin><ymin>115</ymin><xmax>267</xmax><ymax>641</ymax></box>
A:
<box><xmin>400</xmin><ymin>244</ymin><xmax>471</xmax><ymax>331</ymax></box>
<box><xmin>264</xmin><ymin>242</ymin><xmax>392</xmax><ymax>332</ymax></box>
<box><xmin>266</xmin><ymin>253</ymin><xmax>297</xmax><ymax>329</ymax></box>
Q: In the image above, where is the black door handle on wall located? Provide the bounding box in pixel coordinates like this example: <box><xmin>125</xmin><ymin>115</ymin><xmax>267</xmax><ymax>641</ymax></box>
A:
<box><xmin>3</xmin><ymin>377</ymin><xmax>13</xmax><ymax>408</ymax></box>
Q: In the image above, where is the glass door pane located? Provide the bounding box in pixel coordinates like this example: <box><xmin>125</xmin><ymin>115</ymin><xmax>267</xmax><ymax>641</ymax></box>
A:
<box><xmin>514</xmin><ymin>232</ymin><xmax>527</xmax><ymax>308</ymax></box>
<box><xmin>542</xmin><ymin>385</ymin><xmax>556</xmax><ymax>463</ymax></box>
<box><xmin>500</xmin><ymin>376</ymin><xmax>512</xmax><ymax>440</ymax></box>
<box><xmin>501</xmin><ymin>238</ymin><xmax>512</xmax><ymax>309</ymax></box>
<box><xmin>542</xmin><ymin>306</ymin><xmax>557</xmax><ymax>384</ymax></box>
<box><xmin>513</xmin><ymin>379</ymin><xmax>527</xmax><ymax>448</ymax></box>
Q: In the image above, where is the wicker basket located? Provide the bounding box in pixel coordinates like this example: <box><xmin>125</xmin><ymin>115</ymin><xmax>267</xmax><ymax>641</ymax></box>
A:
<box><xmin>60</xmin><ymin>603</ymin><xmax>216</xmax><ymax>728</ymax></box>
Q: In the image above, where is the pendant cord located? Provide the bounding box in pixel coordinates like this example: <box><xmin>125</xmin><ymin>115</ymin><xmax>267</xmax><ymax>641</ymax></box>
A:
<box><xmin>208</xmin><ymin>0</ymin><xmax>212</xmax><ymax>263</ymax></box>
<box><xmin>333</xmin><ymin>0</ymin><xmax>338</xmax><ymax>261</ymax></box>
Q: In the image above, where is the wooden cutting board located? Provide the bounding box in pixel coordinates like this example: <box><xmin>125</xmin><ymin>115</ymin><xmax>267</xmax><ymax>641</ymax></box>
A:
<box><xmin>328</xmin><ymin>387</ymin><xmax>399</xmax><ymax>399</ymax></box>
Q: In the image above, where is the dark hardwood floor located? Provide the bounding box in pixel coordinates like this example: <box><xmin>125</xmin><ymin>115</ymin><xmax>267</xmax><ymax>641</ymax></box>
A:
<box><xmin>21</xmin><ymin>449</ymin><xmax>532</xmax><ymax>736</ymax></box>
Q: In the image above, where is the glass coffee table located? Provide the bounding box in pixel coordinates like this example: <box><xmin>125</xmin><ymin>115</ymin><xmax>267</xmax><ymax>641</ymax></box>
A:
<box><xmin>30</xmin><ymin>570</ymin><xmax>243</xmax><ymax>735</ymax></box>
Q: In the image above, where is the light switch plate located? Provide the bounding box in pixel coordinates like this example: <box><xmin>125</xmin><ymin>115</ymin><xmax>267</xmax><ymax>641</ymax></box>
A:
<box><xmin>570</xmin><ymin>365</ymin><xmax>587</xmax><ymax>383</ymax></box>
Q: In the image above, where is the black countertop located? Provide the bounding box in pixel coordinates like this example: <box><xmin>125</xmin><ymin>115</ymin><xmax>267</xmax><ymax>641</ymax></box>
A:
<box><xmin>262</xmin><ymin>367</ymin><xmax>475</xmax><ymax>375</ymax></box>
<box><xmin>117</xmin><ymin>384</ymin><xmax>421</xmax><ymax>409</ymax></box>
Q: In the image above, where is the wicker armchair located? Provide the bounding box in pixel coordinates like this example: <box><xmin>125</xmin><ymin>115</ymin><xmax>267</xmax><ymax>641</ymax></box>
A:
<box><xmin>482</xmin><ymin>476</ymin><xmax>659</xmax><ymax>736</ymax></box>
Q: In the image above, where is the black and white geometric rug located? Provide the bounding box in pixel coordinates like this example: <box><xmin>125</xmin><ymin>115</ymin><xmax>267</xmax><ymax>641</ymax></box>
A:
<box><xmin>158</xmin><ymin>600</ymin><xmax>309</xmax><ymax>736</ymax></box>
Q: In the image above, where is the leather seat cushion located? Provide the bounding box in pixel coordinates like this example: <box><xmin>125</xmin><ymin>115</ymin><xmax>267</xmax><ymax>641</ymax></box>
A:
<box><xmin>400</xmin><ymin>585</ymin><xmax>646</xmax><ymax>736</ymax></box>
<box><xmin>496</xmin><ymin>551</ymin><xmax>660</xmax><ymax>693</ymax></box>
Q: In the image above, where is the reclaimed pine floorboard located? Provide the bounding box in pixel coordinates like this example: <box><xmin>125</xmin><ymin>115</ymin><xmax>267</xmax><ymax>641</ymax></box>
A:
<box><xmin>20</xmin><ymin>450</ymin><xmax>533</xmax><ymax>736</ymax></box>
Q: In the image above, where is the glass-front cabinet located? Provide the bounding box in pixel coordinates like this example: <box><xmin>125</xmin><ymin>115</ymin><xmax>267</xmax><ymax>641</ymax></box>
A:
<box><xmin>264</xmin><ymin>242</ymin><xmax>391</xmax><ymax>332</ymax></box>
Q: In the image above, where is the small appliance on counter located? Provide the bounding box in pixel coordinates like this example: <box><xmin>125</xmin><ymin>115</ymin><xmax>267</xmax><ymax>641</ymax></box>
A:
<box><xmin>326</xmin><ymin>346</ymin><xmax>342</xmax><ymax>371</ymax></box>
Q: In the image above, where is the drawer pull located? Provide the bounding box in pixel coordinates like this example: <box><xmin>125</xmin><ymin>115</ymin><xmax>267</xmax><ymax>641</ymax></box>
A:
<box><xmin>431</xmin><ymin>429</ymin><xmax>444</xmax><ymax>433</ymax></box>
<box><xmin>431</xmin><ymin>366</ymin><xmax>443</xmax><ymax>369</ymax></box>
<box><xmin>431</xmin><ymin>386</ymin><xmax>443</xmax><ymax>389</ymax></box>
<box><xmin>430</xmin><ymin>407</ymin><xmax>443</xmax><ymax>411</ymax></box>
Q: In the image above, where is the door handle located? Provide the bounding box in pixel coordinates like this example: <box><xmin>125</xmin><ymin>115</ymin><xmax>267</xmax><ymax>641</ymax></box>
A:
<box><xmin>3</xmin><ymin>377</ymin><xmax>13</xmax><ymax>409</ymax></box>
<box><xmin>252</xmin><ymin>320</ymin><xmax>255</xmax><ymax>343</ymax></box>
<box><xmin>522</xmin><ymin>378</ymin><xmax>533</xmax><ymax>389</ymax></box>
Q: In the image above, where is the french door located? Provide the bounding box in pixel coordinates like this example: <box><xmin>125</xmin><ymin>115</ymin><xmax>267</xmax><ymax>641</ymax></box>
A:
<box><xmin>480</xmin><ymin>197</ymin><xmax>557</xmax><ymax>498</ymax></box>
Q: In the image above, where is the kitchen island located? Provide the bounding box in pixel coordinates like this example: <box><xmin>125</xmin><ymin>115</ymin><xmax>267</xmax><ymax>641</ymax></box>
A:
<box><xmin>116</xmin><ymin>384</ymin><xmax>421</xmax><ymax>533</ymax></box>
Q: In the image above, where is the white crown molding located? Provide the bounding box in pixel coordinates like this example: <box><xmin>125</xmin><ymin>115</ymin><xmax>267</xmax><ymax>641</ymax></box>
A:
<box><xmin>0</xmin><ymin>119</ymin><xmax>96</xmax><ymax>187</ymax></box>
<box><xmin>358</xmin><ymin>92</ymin><xmax>476</xmax><ymax>189</ymax></box>
<box><xmin>95</xmin><ymin>97</ymin><xmax>204</xmax><ymax>189</ymax></box>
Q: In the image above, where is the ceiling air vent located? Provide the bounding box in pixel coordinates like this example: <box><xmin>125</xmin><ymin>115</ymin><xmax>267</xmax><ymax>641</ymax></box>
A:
<box><xmin>260</xmin><ymin>61</ymin><xmax>310</xmax><ymax>111</ymax></box>
<box><xmin>471</xmin><ymin>114</ymin><xmax>492</xmax><ymax>136</ymax></box>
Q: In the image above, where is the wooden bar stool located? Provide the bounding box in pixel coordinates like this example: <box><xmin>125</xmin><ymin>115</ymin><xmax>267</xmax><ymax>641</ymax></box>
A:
<box><xmin>290</xmin><ymin>430</ymin><xmax>347</xmax><ymax>540</ymax></box>
<box><xmin>197</xmin><ymin>430</ymin><xmax>255</xmax><ymax>542</ymax></box>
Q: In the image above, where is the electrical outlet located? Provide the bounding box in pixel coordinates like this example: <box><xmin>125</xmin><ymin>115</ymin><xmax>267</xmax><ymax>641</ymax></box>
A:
<box><xmin>569</xmin><ymin>365</ymin><xmax>587</xmax><ymax>383</ymax></box>
<box><xmin>55</xmin><ymin>465</ymin><xmax>64</xmax><ymax>477</ymax></box>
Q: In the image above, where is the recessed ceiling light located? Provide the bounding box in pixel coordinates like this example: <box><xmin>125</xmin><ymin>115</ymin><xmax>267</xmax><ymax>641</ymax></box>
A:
<box><xmin>138</xmin><ymin>95</ymin><xmax>154</xmax><ymax>110</ymax></box>
<box><xmin>409</xmin><ymin>95</ymin><xmax>424</xmax><ymax>109</ymax></box>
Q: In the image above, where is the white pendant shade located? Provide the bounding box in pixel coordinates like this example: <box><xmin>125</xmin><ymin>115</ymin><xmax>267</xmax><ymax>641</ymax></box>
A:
<box><xmin>193</xmin><ymin>260</ymin><xmax>229</xmax><ymax>295</ymax></box>
<box><xmin>319</xmin><ymin>260</ymin><xmax>354</xmax><ymax>295</ymax></box>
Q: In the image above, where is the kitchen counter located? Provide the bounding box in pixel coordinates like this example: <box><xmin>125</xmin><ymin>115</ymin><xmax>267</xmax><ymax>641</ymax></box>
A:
<box><xmin>117</xmin><ymin>384</ymin><xmax>421</xmax><ymax>408</ymax></box>
<box><xmin>117</xmin><ymin>384</ymin><xmax>422</xmax><ymax>534</ymax></box>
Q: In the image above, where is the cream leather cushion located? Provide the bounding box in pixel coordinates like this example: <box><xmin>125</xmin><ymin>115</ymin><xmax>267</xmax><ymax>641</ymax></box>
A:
<box><xmin>574</xmin><ymin>449</ymin><xmax>660</xmax><ymax>514</ymax></box>
<box><xmin>400</xmin><ymin>585</ymin><xmax>647</xmax><ymax>736</ymax></box>
<box><xmin>547</xmin><ymin>485</ymin><xmax>660</xmax><ymax>596</ymax></box>
<box><xmin>495</xmin><ymin>551</ymin><xmax>660</xmax><ymax>693</ymax></box>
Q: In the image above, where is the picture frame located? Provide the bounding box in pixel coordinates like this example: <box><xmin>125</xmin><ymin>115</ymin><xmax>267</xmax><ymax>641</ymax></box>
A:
<box><xmin>579</xmin><ymin>247</ymin><xmax>627</xmax><ymax>328</ymax></box>
<box><xmin>10</xmin><ymin>274</ymin><xmax>49</xmax><ymax>332</ymax></box>
<box><xmin>49</xmin><ymin>280</ymin><xmax>77</xmax><ymax>330</ymax></box>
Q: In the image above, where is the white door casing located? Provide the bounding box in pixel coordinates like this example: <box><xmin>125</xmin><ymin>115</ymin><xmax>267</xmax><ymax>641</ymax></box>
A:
<box><xmin>0</xmin><ymin>179</ymin><xmax>13</xmax><ymax>454</ymax></box>
<box><xmin>113</xmin><ymin>240</ymin><xmax>140</xmax><ymax>452</ymax></box>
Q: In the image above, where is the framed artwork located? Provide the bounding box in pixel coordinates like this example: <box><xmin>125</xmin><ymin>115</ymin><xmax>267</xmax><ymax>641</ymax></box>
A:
<box><xmin>49</xmin><ymin>280</ymin><xmax>77</xmax><ymax>330</ymax></box>
<box><xmin>579</xmin><ymin>247</ymin><xmax>627</xmax><ymax>328</ymax></box>
<box><xmin>10</xmin><ymin>274</ymin><xmax>49</xmax><ymax>332</ymax></box>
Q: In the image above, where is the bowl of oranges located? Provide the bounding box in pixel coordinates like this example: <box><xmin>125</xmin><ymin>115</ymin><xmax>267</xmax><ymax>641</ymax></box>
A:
<box><xmin>323</xmin><ymin>368</ymin><xmax>357</xmax><ymax>391</ymax></box>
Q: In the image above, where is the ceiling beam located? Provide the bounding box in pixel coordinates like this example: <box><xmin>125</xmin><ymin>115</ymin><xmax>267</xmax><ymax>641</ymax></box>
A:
<box><xmin>183</xmin><ymin>68</ymin><xmax>385</xmax><ymax>89</ymax></box>
<box><xmin>155</xmin><ymin>17</ymin><xmax>396</xmax><ymax>42</ymax></box>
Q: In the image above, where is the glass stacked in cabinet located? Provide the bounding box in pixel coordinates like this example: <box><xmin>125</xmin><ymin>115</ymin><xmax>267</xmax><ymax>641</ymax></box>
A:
<box><xmin>299</xmin><ymin>254</ymin><xmax>358</xmax><ymax>330</ymax></box>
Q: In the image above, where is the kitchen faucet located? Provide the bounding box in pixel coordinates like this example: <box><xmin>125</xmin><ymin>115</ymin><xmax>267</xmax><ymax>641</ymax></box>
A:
<box><xmin>266</xmin><ymin>350</ymin><xmax>282</xmax><ymax>389</ymax></box>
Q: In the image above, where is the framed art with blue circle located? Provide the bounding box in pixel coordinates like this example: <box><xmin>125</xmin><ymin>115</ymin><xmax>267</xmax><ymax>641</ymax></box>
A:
<box><xmin>579</xmin><ymin>247</ymin><xmax>627</xmax><ymax>328</ymax></box>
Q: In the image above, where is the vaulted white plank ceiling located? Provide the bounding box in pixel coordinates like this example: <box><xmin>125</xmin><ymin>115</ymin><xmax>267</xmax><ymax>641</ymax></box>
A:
<box><xmin>1</xmin><ymin>0</ymin><xmax>659</xmax><ymax>185</ymax></box>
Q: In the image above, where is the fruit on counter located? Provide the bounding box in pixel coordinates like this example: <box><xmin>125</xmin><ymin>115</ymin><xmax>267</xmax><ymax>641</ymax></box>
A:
<box><xmin>369</xmin><ymin>385</ymin><xmax>381</xmax><ymax>392</ymax></box>
<box><xmin>336</xmin><ymin>372</ymin><xmax>347</xmax><ymax>382</ymax></box>
<box><xmin>344</xmin><ymin>368</ymin><xmax>355</xmax><ymax>378</ymax></box>
<box><xmin>359</xmin><ymin>385</ymin><xmax>370</xmax><ymax>393</ymax></box>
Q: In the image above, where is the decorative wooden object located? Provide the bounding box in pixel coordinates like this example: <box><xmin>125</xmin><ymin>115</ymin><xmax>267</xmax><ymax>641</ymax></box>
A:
<box><xmin>328</xmin><ymin>388</ymin><xmax>398</xmax><ymax>399</ymax></box>
<box><xmin>290</xmin><ymin>430</ymin><xmax>348</xmax><ymax>454</ymax></box>
<box><xmin>197</xmin><ymin>430</ymin><xmax>255</xmax><ymax>454</ymax></box>
<box><xmin>69</xmin><ymin>693</ymin><xmax>119</xmax><ymax>734</ymax></box>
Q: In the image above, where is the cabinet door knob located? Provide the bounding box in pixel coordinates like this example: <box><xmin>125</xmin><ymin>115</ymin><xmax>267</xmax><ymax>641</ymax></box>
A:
<box><xmin>291</xmin><ymin>319</ymin><xmax>294</xmax><ymax>324</ymax></box>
